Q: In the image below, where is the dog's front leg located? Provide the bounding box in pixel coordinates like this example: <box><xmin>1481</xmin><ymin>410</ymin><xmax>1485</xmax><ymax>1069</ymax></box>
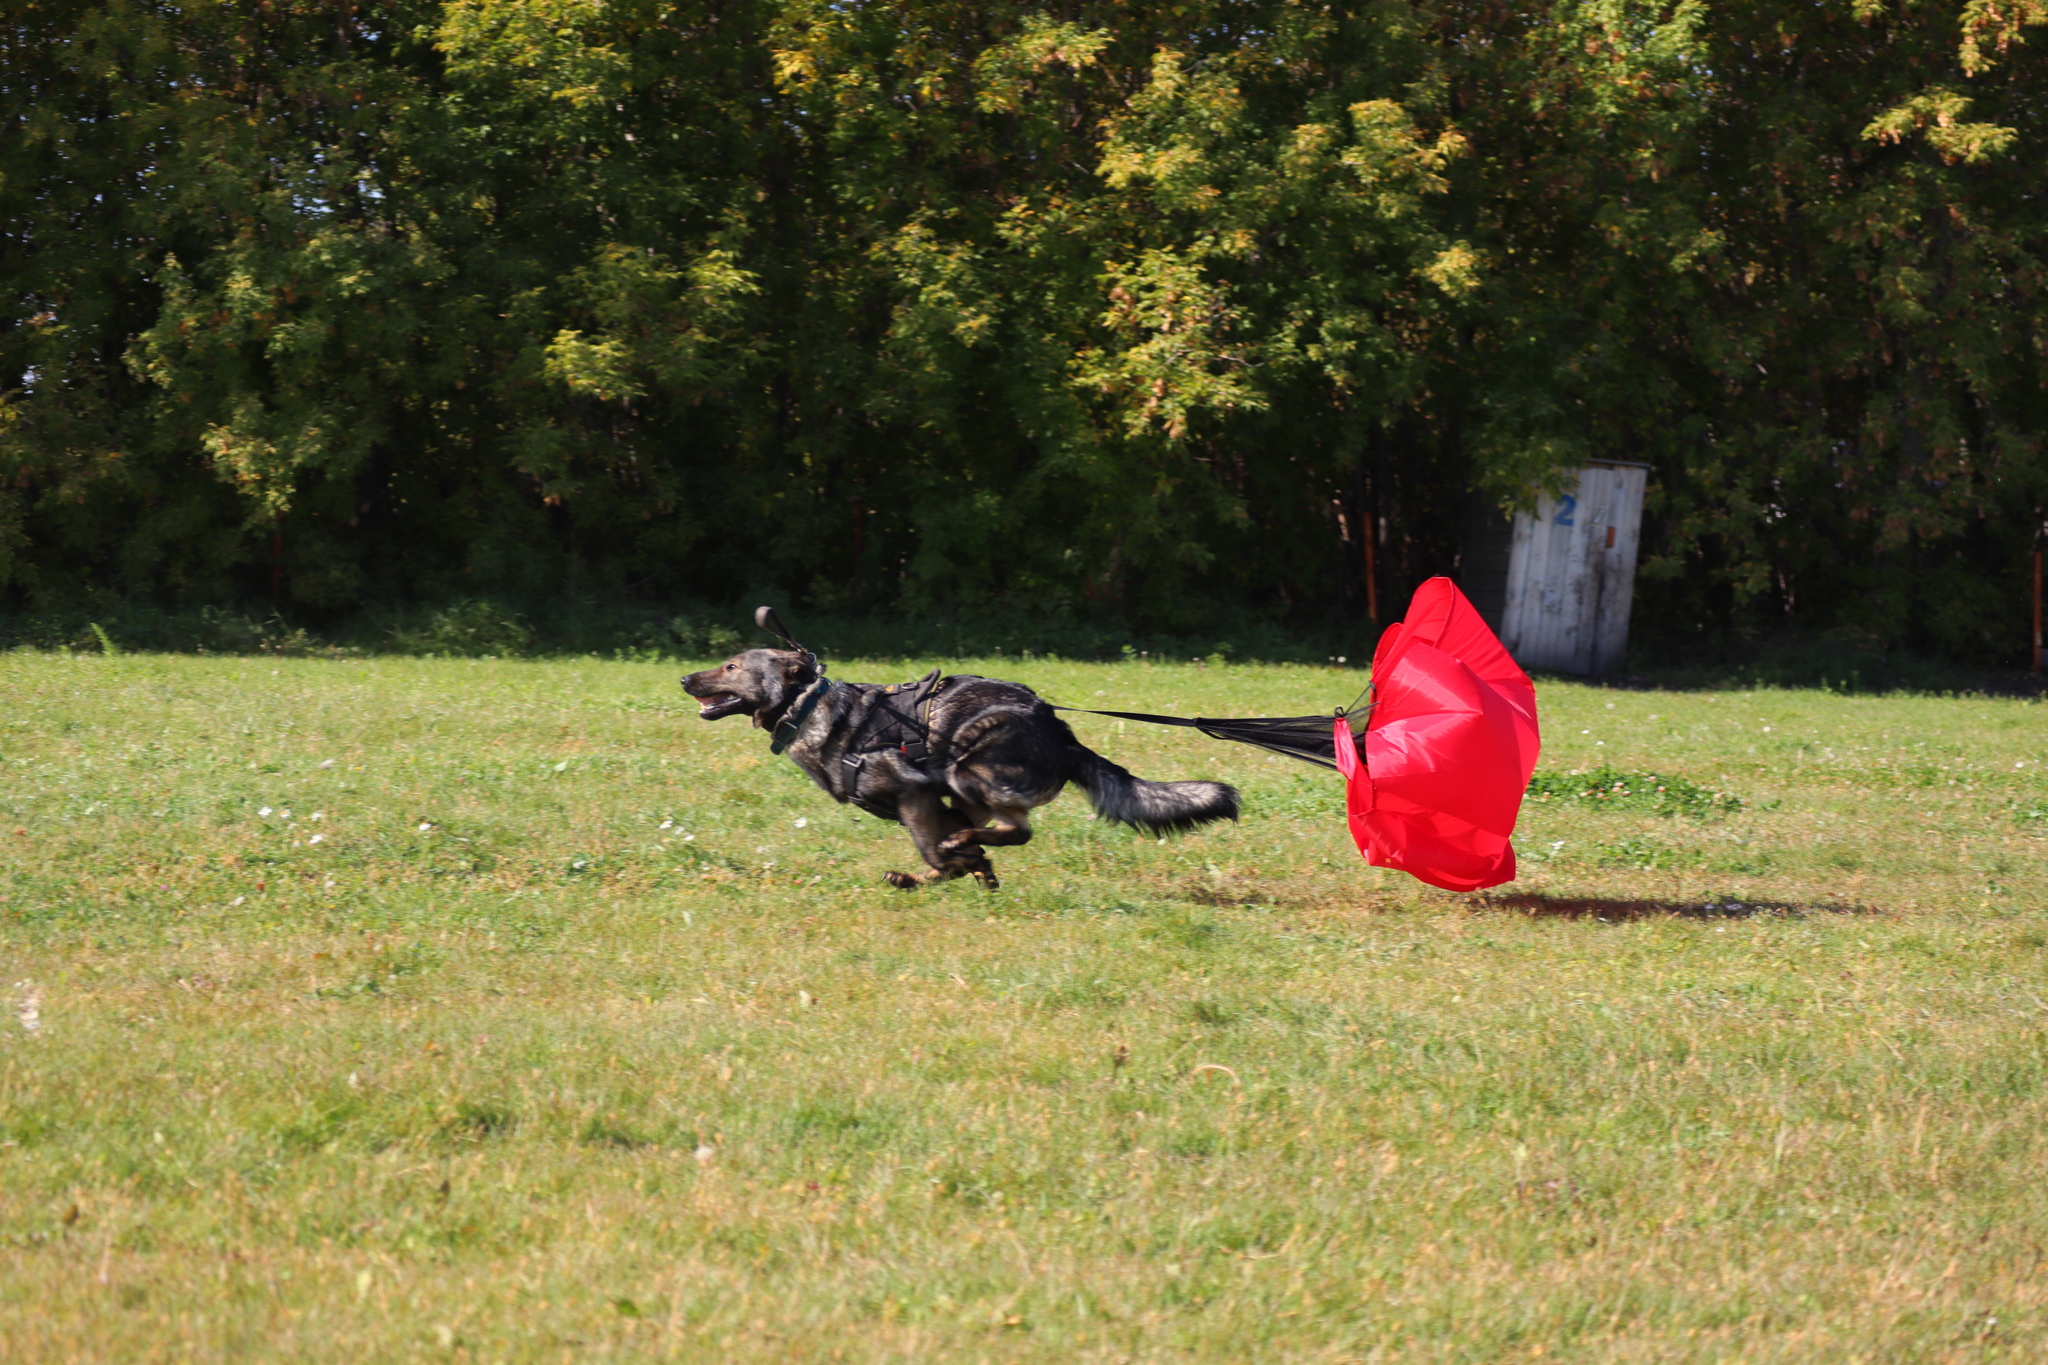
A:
<box><xmin>884</xmin><ymin>788</ymin><xmax>993</xmax><ymax>890</ymax></box>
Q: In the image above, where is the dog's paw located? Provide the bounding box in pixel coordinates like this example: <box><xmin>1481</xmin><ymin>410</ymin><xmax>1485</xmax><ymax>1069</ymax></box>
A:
<box><xmin>883</xmin><ymin>870</ymin><xmax>921</xmax><ymax>890</ymax></box>
<box><xmin>971</xmin><ymin>867</ymin><xmax>1001</xmax><ymax>891</ymax></box>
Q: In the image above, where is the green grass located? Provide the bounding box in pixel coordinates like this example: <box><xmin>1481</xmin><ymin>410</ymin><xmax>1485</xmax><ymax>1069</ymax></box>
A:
<box><xmin>2</xmin><ymin>650</ymin><xmax>2045</xmax><ymax>1362</ymax></box>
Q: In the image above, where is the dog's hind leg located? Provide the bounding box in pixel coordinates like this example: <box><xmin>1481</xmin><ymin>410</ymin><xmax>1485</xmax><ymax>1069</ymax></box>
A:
<box><xmin>937</xmin><ymin>805</ymin><xmax>1034</xmax><ymax>854</ymax></box>
<box><xmin>933</xmin><ymin>804</ymin><xmax>1034</xmax><ymax>891</ymax></box>
<box><xmin>883</xmin><ymin>789</ymin><xmax>994</xmax><ymax>890</ymax></box>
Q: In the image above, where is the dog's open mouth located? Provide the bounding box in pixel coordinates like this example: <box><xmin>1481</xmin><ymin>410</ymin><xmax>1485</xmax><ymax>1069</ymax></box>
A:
<box><xmin>694</xmin><ymin>691</ymin><xmax>747</xmax><ymax>719</ymax></box>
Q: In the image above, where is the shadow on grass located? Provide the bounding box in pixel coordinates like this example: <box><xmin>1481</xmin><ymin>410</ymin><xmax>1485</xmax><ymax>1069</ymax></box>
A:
<box><xmin>1469</xmin><ymin>893</ymin><xmax>1882</xmax><ymax>922</ymax></box>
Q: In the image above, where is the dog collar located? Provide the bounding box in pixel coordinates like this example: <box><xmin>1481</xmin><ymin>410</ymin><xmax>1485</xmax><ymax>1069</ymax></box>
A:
<box><xmin>770</xmin><ymin>676</ymin><xmax>834</xmax><ymax>755</ymax></box>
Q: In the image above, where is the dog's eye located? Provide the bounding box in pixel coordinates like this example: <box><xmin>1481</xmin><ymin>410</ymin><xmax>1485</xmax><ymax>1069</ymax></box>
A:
<box><xmin>725</xmin><ymin>663</ymin><xmax>736</xmax><ymax>671</ymax></box>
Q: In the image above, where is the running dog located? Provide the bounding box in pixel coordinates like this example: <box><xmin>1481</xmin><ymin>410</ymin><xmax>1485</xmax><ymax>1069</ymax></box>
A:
<box><xmin>681</xmin><ymin>647</ymin><xmax>1238</xmax><ymax>889</ymax></box>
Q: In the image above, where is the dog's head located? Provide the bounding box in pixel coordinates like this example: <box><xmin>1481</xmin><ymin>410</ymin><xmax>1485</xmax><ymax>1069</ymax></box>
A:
<box><xmin>681</xmin><ymin>648</ymin><xmax>818</xmax><ymax>727</ymax></box>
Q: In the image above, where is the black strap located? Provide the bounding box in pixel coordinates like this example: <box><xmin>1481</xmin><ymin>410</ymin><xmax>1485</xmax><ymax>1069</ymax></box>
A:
<box><xmin>847</xmin><ymin>668</ymin><xmax>947</xmax><ymax>768</ymax></box>
<box><xmin>769</xmin><ymin>676</ymin><xmax>834</xmax><ymax>755</ymax></box>
<box><xmin>1050</xmin><ymin>705</ymin><xmax>1351</xmax><ymax>771</ymax></box>
<box><xmin>1051</xmin><ymin>705</ymin><xmax>1205</xmax><ymax>728</ymax></box>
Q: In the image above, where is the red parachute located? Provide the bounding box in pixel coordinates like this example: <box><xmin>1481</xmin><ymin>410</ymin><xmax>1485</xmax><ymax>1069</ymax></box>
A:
<box><xmin>1332</xmin><ymin>578</ymin><xmax>1542</xmax><ymax>892</ymax></box>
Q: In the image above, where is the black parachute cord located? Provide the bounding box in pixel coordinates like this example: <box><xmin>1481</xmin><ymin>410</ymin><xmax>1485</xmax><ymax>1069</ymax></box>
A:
<box><xmin>1049</xmin><ymin>706</ymin><xmax>1203</xmax><ymax>729</ymax></box>
<box><xmin>1337</xmin><ymin>679</ymin><xmax>1375</xmax><ymax>738</ymax></box>
<box><xmin>1049</xmin><ymin>706</ymin><xmax>1346</xmax><ymax>772</ymax></box>
<box><xmin>1191</xmin><ymin>723</ymin><xmax>1339</xmax><ymax>770</ymax></box>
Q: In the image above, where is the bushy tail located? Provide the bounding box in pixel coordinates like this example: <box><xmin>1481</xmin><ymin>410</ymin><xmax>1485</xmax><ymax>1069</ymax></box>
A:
<box><xmin>1065</xmin><ymin>742</ymin><xmax>1240</xmax><ymax>835</ymax></box>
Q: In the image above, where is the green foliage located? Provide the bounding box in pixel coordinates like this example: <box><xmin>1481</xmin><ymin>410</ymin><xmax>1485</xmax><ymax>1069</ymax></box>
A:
<box><xmin>3</xmin><ymin>0</ymin><xmax>2046</xmax><ymax>661</ymax></box>
<box><xmin>386</xmin><ymin>600</ymin><xmax>537</xmax><ymax>657</ymax></box>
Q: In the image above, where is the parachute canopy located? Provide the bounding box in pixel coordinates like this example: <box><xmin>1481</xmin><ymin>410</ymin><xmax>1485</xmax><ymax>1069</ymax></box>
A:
<box><xmin>1333</xmin><ymin>578</ymin><xmax>1542</xmax><ymax>892</ymax></box>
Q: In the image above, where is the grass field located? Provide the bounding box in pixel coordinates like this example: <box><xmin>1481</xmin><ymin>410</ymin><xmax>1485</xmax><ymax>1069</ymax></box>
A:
<box><xmin>3</xmin><ymin>648</ymin><xmax>2046</xmax><ymax>1363</ymax></box>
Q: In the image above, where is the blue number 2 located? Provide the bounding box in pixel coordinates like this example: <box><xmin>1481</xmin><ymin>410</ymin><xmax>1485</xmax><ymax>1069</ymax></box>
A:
<box><xmin>1553</xmin><ymin>494</ymin><xmax>1577</xmax><ymax>527</ymax></box>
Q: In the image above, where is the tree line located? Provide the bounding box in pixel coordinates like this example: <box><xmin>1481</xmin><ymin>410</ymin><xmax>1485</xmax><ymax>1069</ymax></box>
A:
<box><xmin>5</xmin><ymin>0</ymin><xmax>2044</xmax><ymax>661</ymax></box>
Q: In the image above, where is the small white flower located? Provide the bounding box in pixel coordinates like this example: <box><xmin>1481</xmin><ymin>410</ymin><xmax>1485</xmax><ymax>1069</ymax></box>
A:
<box><xmin>310</xmin><ymin>811</ymin><xmax>323</xmax><ymax>821</ymax></box>
<box><xmin>756</xmin><ymin>846</ymin><xmax>769</xmax><ymax>852</ymax></box>
<box><xmin>258</xmin><ymin>807</ymin><xmax>272</xmax><ymax>818</ymax></box>
<box><xmin>319</xmin><ymin>759</ymin><xmax>336</xmax><ymax>769</ymax></box>
<box><xmin>1580</xmin><ymin>730</ymin><xmax>1590</xmax><ymax>735</ymax></box>
<box><xmin>1596</xmin><ymin>741</ymin><xmax>1605</xmax><ymax>746</ymax></box>
<box><xmin>280</xmin><ymin>809</ymin><xmax>292</xmax><ymax>820</ymax></box>
<box><xmin>418</xmin><ymin>822</ymin><xmax>433</xmax><ymax>832</ymax></box>
<box><xmin>308</xmin><ymin>833</ymin><xmax>325</xmax><ymax>844</ymax></box>
<box><xmin>231</xmin><ymin>895</ymin><xmax>245</xmax><ymax>906</ymax></box>
<box><xmin>15</xmin><ymin>981</ymin><xmax>41</xmax><ymax>1034</ymax></box>
<box><xmin>553</xmin><ymin>761</ymin><xmax>568</xmax><ymax>772</ymax></box>
<box><xmin>682</xmin><ymin>834</ymin><xmax>695</xmax><ymax>842</ymax></box>
<box><xmin>659</xmin><ymin>818</ymin><xmax>673</xmax><ymax>829</ymax></box>
<box><xmin>693</xmin><ymin>1144</ymin><xmax>716</xmax><ymax>1164</ymax></box>
<box><xmin>572</xmin><ymin>859</ymin><xmax>587</xmax><ymax>869</ymax></box>
<box><xmin>793</xmin><ymin>818</ymin><xmax>808</xmax><ymax>828</ymax></box>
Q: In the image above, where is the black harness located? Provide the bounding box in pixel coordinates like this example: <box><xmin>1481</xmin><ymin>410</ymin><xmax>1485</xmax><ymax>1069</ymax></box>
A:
<box><xmin>841</xmin><ymin>667</ymin><xmax>949</xmax><ymax>771</ymax></box>
<box><xmin>749</xmin><ymin>599</ymin><xmax>955</xmax><ymax>778</ymax></box>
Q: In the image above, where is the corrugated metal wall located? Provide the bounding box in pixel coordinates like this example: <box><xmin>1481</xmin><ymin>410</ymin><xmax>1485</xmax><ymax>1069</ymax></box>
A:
<box><xmin>1499</xmin><ymin>462</ymin><xmax>1648</xmax><ymax>676</ymax></box>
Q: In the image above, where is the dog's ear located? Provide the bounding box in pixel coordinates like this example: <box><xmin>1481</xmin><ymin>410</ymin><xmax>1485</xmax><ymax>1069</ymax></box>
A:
<box><xmin>782</xmin><ymin>653</ymin><xmax>815</xmax><ymax>682</ymax></box>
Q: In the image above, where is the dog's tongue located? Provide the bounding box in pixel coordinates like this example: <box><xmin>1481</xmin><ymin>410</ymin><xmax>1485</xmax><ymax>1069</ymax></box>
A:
<box><xmin>698</xmin><ymin>692</ymin><xmax>736</xmax><ymax>714</ymax></box>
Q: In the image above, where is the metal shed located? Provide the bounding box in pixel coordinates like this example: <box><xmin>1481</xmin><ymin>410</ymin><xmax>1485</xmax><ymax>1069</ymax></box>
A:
<box><xmin>1490</xmin><ymin>461</ymin><xmax>1649</xmax><ymax>677</ymax></box>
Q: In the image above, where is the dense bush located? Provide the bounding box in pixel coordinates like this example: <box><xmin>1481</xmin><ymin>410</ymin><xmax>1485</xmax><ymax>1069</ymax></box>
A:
<box><xmin>5</xmin><ymin>0</ymin><xmax>2044</xmax><ymax>661</ymax></box>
